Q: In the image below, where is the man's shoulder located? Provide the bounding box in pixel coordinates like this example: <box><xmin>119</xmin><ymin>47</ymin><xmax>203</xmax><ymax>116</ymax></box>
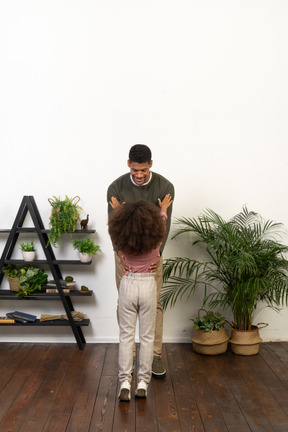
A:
<box><xmin>108</xmin><ymin>173</ymin><xmax>130</xmax><ymax>189</ymax></box>
<box><xmin>152</xmin><ymin>172</ymin><xmax>174</xmax><ymax>187</ymax></box>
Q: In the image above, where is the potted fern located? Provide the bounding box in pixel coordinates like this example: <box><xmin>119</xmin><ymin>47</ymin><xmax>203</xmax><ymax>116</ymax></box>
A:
<box><xmin>72</xmin><ymin>238</ymin><xmax>101</xmax><ymax>263</ymax></box>
<box><xmin>3</xmin><ymin>265</ymin><xmax>22</xmax><ymax>292</ymax></box>
<box><xmin>161</xmin><ymin>206</ymin><xmax>288</xmax><ymax>355</ymax></box>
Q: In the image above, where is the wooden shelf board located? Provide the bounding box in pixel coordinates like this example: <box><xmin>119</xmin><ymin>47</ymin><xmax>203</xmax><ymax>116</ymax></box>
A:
<box><xmin>0</xmin><ymin>289</ymin><xmax>93</xmax><ymax>300</ymax></box>
<box><xmin>0</xmin><ymin>229</ymin><xmax>96</xmax><ymax>233</ymax></box>
<box><xmin>0</xmin><ymin>318</ymin><xmax>90</xmax><ymax>326</ymax></box>
<box><xmin>3</xmin><ymin>259</ymin><xmax>92</xmax><ymax>265</ymax></box>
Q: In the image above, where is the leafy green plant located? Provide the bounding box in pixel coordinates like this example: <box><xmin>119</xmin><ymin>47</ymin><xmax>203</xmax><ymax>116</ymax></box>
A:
<box><xmin>3</xmin><ymin>265</ymin><xmax>22</xmax><ymax>278</ymax></box>
<box><xmin>72</xmin><ymin>238</ymin><xmax>101</xmax><ymax>255</ymax></box>
<box><xmin>192</xmin><ymin>310</ymin><xmax>226</xmax><ymax>332</ymax></box>
<box><xmin>17</xmin><ymin>266</ymin><xmax>48</xmax><ymax>298</ymax></box>
<box><xmin>161</xmin><ymin>206</ymin><xmax>288</xmax><ymax>331</ymax></box>
<box><xmin>19</xmin><ymin>240</ymin><xmax>35</xmax><ymax>251</ymax></box>
<box><xmin>48</xmin><ymin>195</ymin><xmax>82</xmax><ymax>247</ymax></box>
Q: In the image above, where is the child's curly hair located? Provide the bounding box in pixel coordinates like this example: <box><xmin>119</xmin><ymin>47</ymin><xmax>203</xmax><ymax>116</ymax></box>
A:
<box><xmin>108</xmin><ymin>200</ymin><xmax>166</xmax><ymax>255</ymax></box>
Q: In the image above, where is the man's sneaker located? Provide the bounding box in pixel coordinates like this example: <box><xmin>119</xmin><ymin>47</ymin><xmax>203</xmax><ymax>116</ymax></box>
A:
<box><xmin>118</xmin><ymin>380</ymin><xmax>131</xmax><ymax>401</ymax></box>
<box><xmin>152</xmin><ymin>356</ymin><xmax>166</xmax><ymax>378</ymax></box>
<box><xmin>135</xmin><ymin>380</ymin><xmax>148</xmax><ymax>398</ymax></box>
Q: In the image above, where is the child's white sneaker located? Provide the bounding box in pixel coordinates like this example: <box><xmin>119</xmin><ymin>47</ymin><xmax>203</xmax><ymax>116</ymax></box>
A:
<box><xmin>135</xmin><ymin>380</ymin><xmax>148</xmax><ymax>398</ymax></box>
<box><xmin>118</xmin><ymin>380</ymin><xmax>131</xmax><ymax>401</ymax></box>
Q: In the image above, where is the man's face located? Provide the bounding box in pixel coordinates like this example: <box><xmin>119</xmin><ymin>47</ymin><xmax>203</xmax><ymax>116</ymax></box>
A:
<box><xmin>128</xmin><ymin>160</ymin><xmax>153</xmax><ymax>185</ymax></box>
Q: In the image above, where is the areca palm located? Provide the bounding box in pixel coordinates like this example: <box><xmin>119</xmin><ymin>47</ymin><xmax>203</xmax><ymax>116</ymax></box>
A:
<box><xmin>162</xmin><ymin>207</ymin><xmax>288</xmax><ymax>330</ymax></box>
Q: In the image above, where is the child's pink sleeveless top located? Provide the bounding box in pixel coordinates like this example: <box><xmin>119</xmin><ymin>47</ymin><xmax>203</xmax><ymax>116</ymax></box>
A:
<box><xmin>122</xmin><ymin>212</ymin><xmax>167</xmax><ymax>273</ymax></box>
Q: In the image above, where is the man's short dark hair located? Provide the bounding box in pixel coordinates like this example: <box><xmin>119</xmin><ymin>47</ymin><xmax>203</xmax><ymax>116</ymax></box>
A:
<box><xmin>129</xmin><ymin>144</ymin><xmax>152</xmax><ymax>163</ymax></box>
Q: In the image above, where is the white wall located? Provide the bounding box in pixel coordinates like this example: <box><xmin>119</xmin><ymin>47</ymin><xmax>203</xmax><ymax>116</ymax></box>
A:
<box><xmin>0</xmin><ymin>0</ymin><xmax>288</xmax><ymax>343</ymax></box>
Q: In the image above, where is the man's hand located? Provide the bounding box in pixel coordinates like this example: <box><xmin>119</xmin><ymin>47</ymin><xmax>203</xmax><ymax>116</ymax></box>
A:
<box><xmin>158</xmin><ymin>194</ymin><xmax>173</xmax><ymax>213</ymax></box>
<box><xmin>149</xmin><ymin>255</ymin><xmax>161</xmax><ymax>273</ymax></box>
<box><xmin>109</xmin><ymin>196</ymin><xmax>121</xmax><ymax>209</ymax></box>
<box><xmin>118</xmin><ymin>250</ymin><xmax>131</xmax><ymax>275</ymax></box>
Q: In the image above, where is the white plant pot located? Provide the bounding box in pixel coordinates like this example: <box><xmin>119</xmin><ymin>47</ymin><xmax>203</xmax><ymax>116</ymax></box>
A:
<box><xmin>22</xmin><ymin>251</ymin><xmax>36</xmax><ymax>262</ymax></box>
<box><xmin>79</xmin><ymin>253</ymin><xmax>92</xmax><ymax>263</ymax></box>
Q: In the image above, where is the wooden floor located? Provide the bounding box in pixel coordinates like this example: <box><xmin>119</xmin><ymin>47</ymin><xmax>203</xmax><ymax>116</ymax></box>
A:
<box><xmin>1</xmin><ymin>342</ymin><xmax>288</xmax><ymax>431</ymax></box>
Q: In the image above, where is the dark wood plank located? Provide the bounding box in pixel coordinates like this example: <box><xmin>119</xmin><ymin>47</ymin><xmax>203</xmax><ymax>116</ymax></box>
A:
<box><xmin>200</xmin><ymin>351</ymin><xmax>252</xmax><ymax>431</ymax></box>
<box><xmin>225</xmin><ymin>350</ymin><xmax>288</xmax><ymax>431</ymax></box>
<box><xmin>97</xmin><ymin>342</ymin><xmax>137</xmax><ymax>432</ymax></box>
<box><xmin>129</xmin><ymin>342</ymin><xmax>157</xmax><ymax>432</ymax></box>
<box><xmin>249</xmin><ymin>345</ymin><xmax>288</xmax><ymax>417</ymax></box>
<box><xmin>185</xmin><ymin>345</ymin><xmax>229</xmax><ymax>432</ymax></box>
<box><xmin>246</xmin><ymin>349</ymin><xmax>288</xmax><ymax>432</ymax></box>
<box><xmin>89</xmin><ymin>343</ymin><xmax>118</xmax><ymax>432</ymax></box>
<box><xmin>89</xmin><ymin>375</ymin><xmax>118</xmax><ymax>432</ymax></box>
<box><xmin>0</xmin><ymin>344</ymin><xmax>50</xmax><ymax>430</ymax></box>
<box><xmin>42</xmin><ymin>344</ymin><xmax>94</xmax><ymax>431</ymax></box>
<box><xmin>0</xmin><ymin>343</ymin><xmax>34</xmax><ymax>391</ymax></box>
<box><xmin>1</xmin><ymin>342</ymin><xmax>288</xmax><ymax>431</ymax></box>
<box><xmin>153</xmin><ymin>344</ymin><xmax>182</xmax><ymax>431</ymax></box>
<box><xmin>167</xmin><ymin>343</ymin><xmax>205</xmax><ymax>432</ymax></box>
<box><xmin>135</xmin><ymin>381</ymin><xmax>158</xmax><ymax>432</ymax></box>
<box><xmin>18</xmin><ymin>344</ymin><xmax>77</xmax><ymax>432</ymax></box>
<box><xmin>112</xmin><ymin>348</ymin><xmax>136</xmax><ymax>432</ymax></box>
<box><xmin>101</xmin><ymin>342</ymin><xmax>118</xmax><ymax>377</ymax></box>
<box><xmin>280</xmin><ymin>342</ymin><xmax>288</xmax><ymax>354</ymax></box>
<box><xmin>67</xmin><ymin>344</ymin><xmax>107</xmax><ymax>432</ymax></box>
<box><xmin>112</xmin><ymin>389</ymin><xmax>136</xmax><ymax>432</ymax></box>
<box><xmin>262</xmin><ymin>342</ymin><xmax>288</xmax><ymax>384</ymax></box>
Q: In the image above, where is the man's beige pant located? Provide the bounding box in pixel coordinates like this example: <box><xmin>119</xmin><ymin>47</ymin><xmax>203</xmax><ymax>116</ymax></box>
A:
<box><xmin>118</xmin><ymin>273</ymin><xmax>157</xmax><ymax>384</ymax></box>
<box><xmin>115</xmin><ymin>253</ymin><xmax>163</xmax><ymax>357</ymax></box>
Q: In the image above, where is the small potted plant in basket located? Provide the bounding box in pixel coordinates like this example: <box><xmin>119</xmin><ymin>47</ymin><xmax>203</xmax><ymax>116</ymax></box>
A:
<box><xmin>20</xmin><ymin>241</ymin><xmax>36</xmax><ymax>262</ymax></box>
<box><xmin>72</xmin><ymin>238</ymin><xmax>102</xmax><ymax>263</ymax></box>
<box><xmin>191</xmin><ymin>309</ymin><xmax>229</xmax><ymax>355</ymax></box>
<box><xmin>3</xmin><ymin>265</ymin><xmax>22</xmax><ymax>292</ymax></box>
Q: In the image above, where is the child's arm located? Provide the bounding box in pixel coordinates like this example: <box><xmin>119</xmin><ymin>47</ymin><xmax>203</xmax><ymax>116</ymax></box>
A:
<box><xmin>149</xmin><ymin>194</ymin><xmax>173</xmax><ymax>273</ymax></box>
<box><xmin>158</xmin><ymin>194</ymin><xmax>173</xmax><ymax>215</ymax></box>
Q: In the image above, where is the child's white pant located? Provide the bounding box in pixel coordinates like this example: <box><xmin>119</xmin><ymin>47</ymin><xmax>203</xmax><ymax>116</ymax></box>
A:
<box><xmin>118</xmin><ymin>273</ymin><xmax>157</xmax><ymax>384</ymax></box>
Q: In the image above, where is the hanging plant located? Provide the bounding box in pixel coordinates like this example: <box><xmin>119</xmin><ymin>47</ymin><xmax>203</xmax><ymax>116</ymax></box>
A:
<box><xmin>47</xmin><ymin>196</ymin><xmax>82</xmax><ymax>247</ymax></box>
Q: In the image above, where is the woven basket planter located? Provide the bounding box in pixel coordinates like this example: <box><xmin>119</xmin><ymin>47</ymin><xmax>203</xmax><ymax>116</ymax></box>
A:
<box><xmin>8</xmin><ymin>276</ymin><xmax>20</xmax><ymax>292</ymax></box>
<box><xmin>229</xmin><ymin>324</ymin><xmax>267</xmax><ymax>356</ymax></box>
<box><xmin>191</xmin><ymin>327</ymin><xmax>229</xmax><ymax>355</ymax></box>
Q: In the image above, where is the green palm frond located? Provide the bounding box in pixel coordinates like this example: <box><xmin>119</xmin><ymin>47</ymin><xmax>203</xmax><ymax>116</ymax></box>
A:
<box><xmin>162</xmin><ymin>258</ymin><xmax>211</xmax><ymax>309</ymax></box>
<box><xmin>161</xmin><ymin>206</ymin><xmax>288</xmax><ymax>330</ymax></box>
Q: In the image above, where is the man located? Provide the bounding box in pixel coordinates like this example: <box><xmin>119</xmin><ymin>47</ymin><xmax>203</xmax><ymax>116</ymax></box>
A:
<box><xmin>107</xmin><ymin>144</ymin><xmax>174</xmax><ymax>378</ymax></box>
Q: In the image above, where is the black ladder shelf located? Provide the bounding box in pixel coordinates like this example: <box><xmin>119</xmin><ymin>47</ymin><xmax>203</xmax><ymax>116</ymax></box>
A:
<box><xmin>0</xmin><ymin>195</ymin><xmax>95</xmax><ymax>349</ymax></box>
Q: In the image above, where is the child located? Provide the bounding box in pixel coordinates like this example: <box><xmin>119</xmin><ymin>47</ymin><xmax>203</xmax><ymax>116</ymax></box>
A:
<box><xmin>108</xmin><ymin>194</ymin><xmax>173</xmax><ymax>401</ymax></box>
